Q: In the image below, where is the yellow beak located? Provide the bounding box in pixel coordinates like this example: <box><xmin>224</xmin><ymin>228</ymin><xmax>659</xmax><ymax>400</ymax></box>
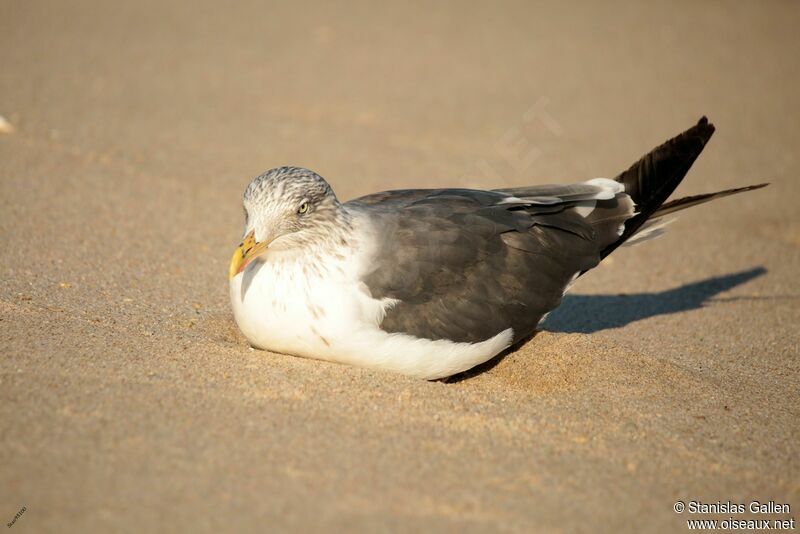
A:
<box><xmin>228</xmin><ymin>230</ymin><xmax>271</xmax><ymax>279</ymax></box>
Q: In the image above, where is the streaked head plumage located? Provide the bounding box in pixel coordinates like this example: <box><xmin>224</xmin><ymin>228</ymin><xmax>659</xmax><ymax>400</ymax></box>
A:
<box><xmin>240</xmin><ymin>166</ymin><xmax>341</xmax><ymax>252</ymax></box>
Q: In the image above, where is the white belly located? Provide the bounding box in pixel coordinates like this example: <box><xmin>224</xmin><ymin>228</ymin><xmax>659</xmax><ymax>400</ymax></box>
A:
<box><xmin>229</xmin><ymin>257</ymin><xmax>357</xmax><ymax>356</ymax></box>
<box><xmin>229</xmin><ymin>255</ymin><xmax>514</xmax><ymax>380</ymax></box>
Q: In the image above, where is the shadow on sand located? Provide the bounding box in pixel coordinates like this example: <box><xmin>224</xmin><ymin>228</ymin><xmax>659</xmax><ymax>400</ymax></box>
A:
<box><xmin>446</xmin><ymin>267</ymin><xmax>768</xmax><ymax>382</ymax></box>
<box><xmin>543</xmin><ymin>267</ymin><xmax>768</xmax><ymax>334</ymax></box>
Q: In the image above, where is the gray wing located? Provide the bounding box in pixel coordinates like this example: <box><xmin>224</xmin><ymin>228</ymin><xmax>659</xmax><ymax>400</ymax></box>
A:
<box><xmin>349</xmin><ymin>117</ymin><xmax>725</xmax><ymax>345</ymax></box>
<box><xmin>350</xmin><ymin>183</ymin><xmax>633</xmax><ymax>344</ymax></box>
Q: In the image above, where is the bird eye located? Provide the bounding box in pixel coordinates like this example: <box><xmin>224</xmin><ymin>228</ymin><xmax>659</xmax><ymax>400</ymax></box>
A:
<box><xmin>298</xmin><ymin>202</ymin><xmax>309</xmax><ymax>214</ymax></box>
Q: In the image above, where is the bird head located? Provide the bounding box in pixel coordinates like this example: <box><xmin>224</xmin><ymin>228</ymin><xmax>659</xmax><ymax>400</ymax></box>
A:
<box><xmin>229</xmin><ymin>166</ymin><xmax>341</xmax><ymax>279</ymax></box>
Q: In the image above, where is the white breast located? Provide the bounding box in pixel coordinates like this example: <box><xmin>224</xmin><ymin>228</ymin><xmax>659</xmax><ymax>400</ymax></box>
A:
<box><xmin>229</xmin><ymin>252</ymin><xmax>367</xmax><ymax>356</ymax></box>
<box><xmin>229</xmin><ymin>236</ymin><xmax>513</xmax><ymax>380</ymax></box>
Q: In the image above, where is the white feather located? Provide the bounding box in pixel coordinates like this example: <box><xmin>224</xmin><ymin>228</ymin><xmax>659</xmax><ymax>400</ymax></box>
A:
<box><xmin>229</xmin><ymin>225</ymin><xmax>514</xmax><ymax>380</ymax></box>
<box><xmin>623</xmin><ymin>218</ymin><xmax>677</xmax><ymax>246</ymax></box>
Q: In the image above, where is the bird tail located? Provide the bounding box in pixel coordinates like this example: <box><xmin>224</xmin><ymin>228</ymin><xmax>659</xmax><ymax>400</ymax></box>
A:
<box><xmin>600</xmin><ymin>116</ymin><xmax>767</xmax><ymax>258</ymax></box>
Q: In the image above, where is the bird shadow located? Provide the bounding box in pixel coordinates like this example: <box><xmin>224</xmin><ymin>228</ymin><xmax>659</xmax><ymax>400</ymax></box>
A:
<box><xmin>542</xmin><ymin>266</ymin><xmax>768</xmax><ymax>334</ymax></box>
<box><xmin>446</xmin><ymin>266</ymin><xmax>768</xmax><ymax>382</ymax></box>
<box><xmin>240</xmin><ymin>259</ymin><xmax>265</xmax><ymax>300</ymax></box>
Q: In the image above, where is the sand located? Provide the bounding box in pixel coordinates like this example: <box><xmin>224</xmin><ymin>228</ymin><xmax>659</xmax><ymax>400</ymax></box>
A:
<box><xmin>1</xmin><ymin>1</ymin><xmax>798</xmax><ymax>531</ymax></box>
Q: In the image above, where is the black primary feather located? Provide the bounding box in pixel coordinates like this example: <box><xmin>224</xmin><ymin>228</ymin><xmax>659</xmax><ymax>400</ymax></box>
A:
<box><xmin>653</xmin><ymin>183</ymin><xmax>769</xmax><ymax>218</ymax></box>
<box><xmin>601</xmin><ymin>116</ymin><xmax>716</xmax><ymax>259</ymax></box>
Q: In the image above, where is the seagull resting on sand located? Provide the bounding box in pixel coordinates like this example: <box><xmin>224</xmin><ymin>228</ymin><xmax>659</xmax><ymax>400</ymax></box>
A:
<box><xmin>228</xmin><ymin>117</ymin><xmax>766</xmax><ymax>379</ymax></box>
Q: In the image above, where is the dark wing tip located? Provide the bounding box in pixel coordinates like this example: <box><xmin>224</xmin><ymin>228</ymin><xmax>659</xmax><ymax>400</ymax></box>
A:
<box><xmin>695</xmin><ymin>116</ymin><xmax>715</xmax><ymax>144</ymax></box>
<box><xmin>722</xmin><ymin>182</ymin><xmax>770</xmax><ymax>193</ymax></box>
<box><xmin>603</xmin><ymin>116</ymin><xmax>718</xmax><ymax>259</ymax></box>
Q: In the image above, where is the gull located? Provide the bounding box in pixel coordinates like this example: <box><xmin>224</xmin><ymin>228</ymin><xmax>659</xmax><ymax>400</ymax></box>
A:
<box><xmin>228</xmin><ymin>117</ymin><xmax>766</xmax><ymax>379</ymax></box>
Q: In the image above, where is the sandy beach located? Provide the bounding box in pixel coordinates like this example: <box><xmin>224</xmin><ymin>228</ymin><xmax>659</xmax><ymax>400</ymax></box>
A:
<box><xmin>1</xmin><ymin>1</ymin><xmax>798</xmax><ymax>531</ymax></box>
